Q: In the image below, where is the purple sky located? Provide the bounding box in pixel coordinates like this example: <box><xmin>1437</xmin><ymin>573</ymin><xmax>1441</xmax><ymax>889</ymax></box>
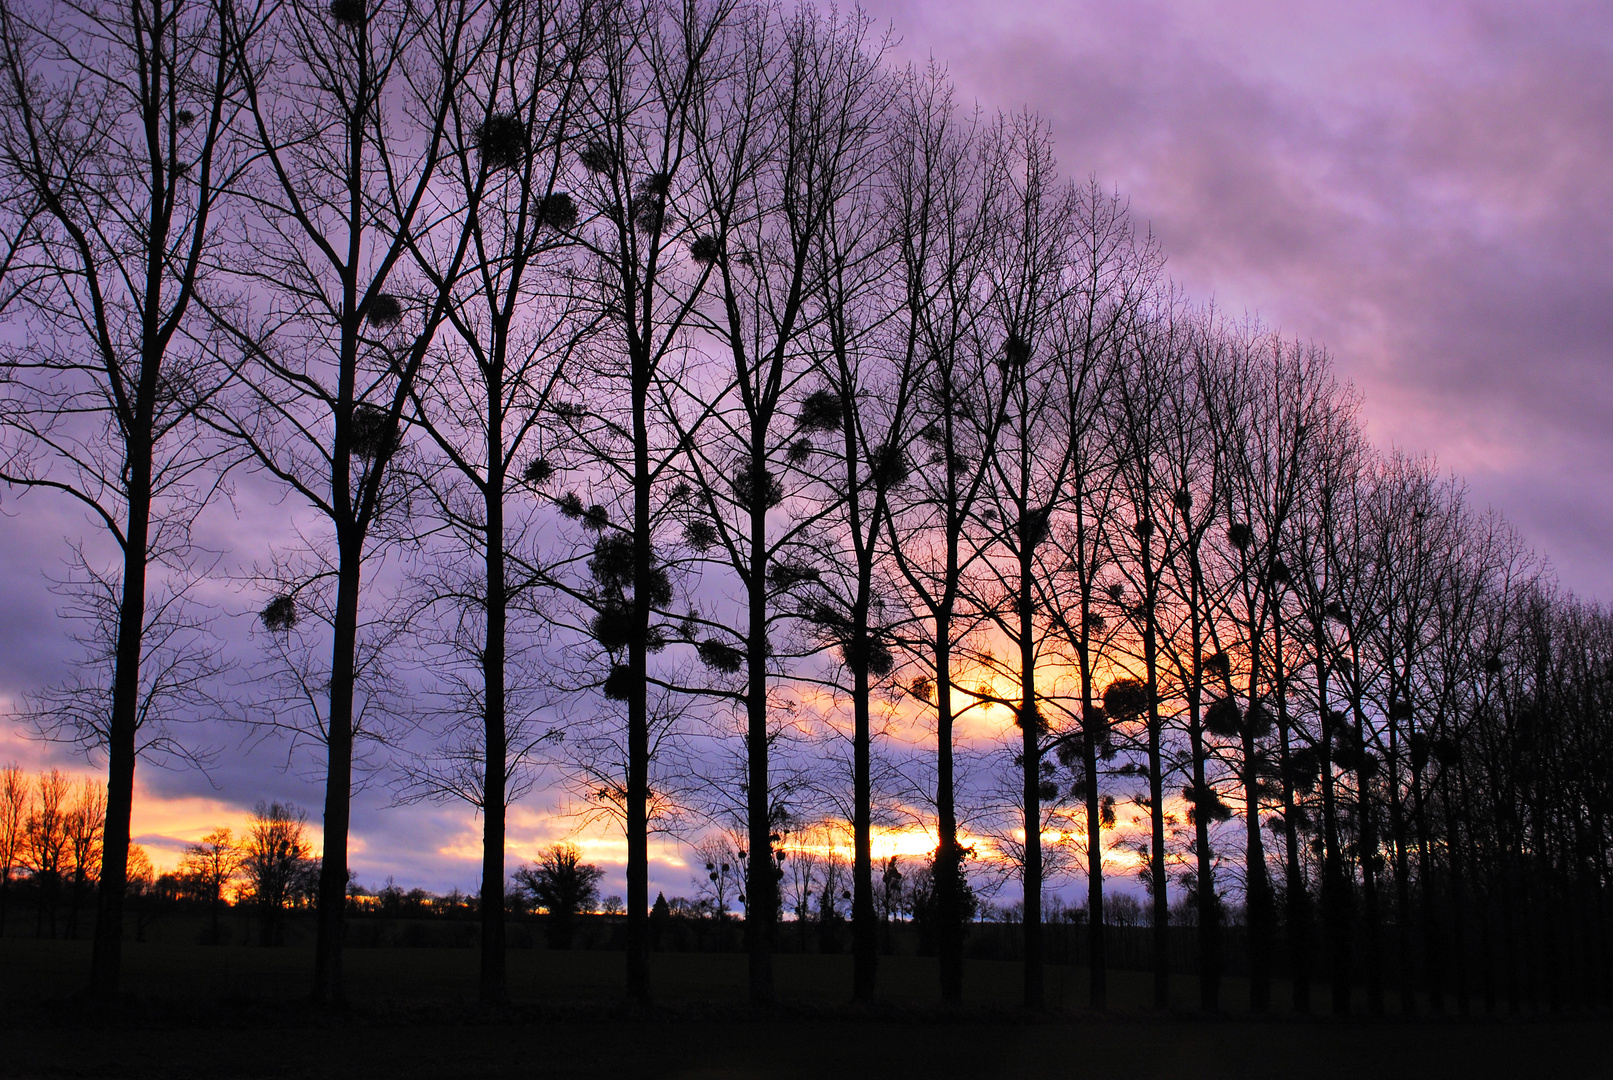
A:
<box><xmin>2</xmin><ymin>0</ymin><xmax>1610</xmax><ymax>899</ymax></box>
<box><xmin>863</xmin><ymin>0</ymin><xmax>1613</xmax><ymax>599</ymax></box>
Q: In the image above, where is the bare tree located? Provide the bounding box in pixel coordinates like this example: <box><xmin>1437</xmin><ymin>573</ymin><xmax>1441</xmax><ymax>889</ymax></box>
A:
<box><xmin>62</xmin><ymin>777</ymin><xmax>106</xmax><ymax>939</ymax></box>
<box><xmin>1037</xmin><ymin>179</ymin><xmax>1158</xmax><ymax>1010</ymax></box>
<box><xmin>21</xmin><ymin>767</ymin><xmax>69</xmax><ymax>936</ymax></box>
<box><xmin>553</xmin><ymin>0</ymin><xmax>734</xmax><ymax>1004</ymax></box>
<box><xmin>669</xmin><ymin>3</ymin><xmax>889</xmax><ymax>1004</ymax></box>
<box><xmin>1103</xmin><ymin>285</ymin><xmax>1191</xmax><ymax>1009</ymax></box>
<box><xmin>218</xmin><ymin>0</ymin><xmax>478</xmax><ymax>1004</ymax></box>
<box><xmin>178</xmin><ymin>825</ymin><xmax>240</xmax><ymax>943</ymax></box>
<box><xmin>398</xmin><ymin>0</ymin><xmax>594</xmax><ymax>1005</ymax></box>
<box><xmin>241</xmin><ymin>799</ymin><xmax>309</xmax><ymax>946</ymax></box>
<box><xmin>882</xmin><ymin>72</ymin><xmax>1009</xmax><ymax>1005</ymax></box>
<box><xmin>0</xmin><ymin>0</ymin><xmax>243</xmax><ymax>996</ymax></box>
<box><xmin>0</xmin><ymin>763</ymin><xmax>25</xmax><ymax>934</ymax></box>
<box><xmin>964</xmin><ymin>113</ymin><xmax>1078</xmax><ymax>1010</ymax></box>
<box><xmin>691</xmin><ymin>831</ymin><xmax>743</xmax><ymax>921</ymax></box>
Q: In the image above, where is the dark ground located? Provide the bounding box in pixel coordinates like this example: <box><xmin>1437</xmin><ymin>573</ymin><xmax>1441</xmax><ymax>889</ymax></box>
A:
<box><xmin>1</xmin><ymin>938</ymin><xmax>1607</xmax><ymax>1079</ymax></box>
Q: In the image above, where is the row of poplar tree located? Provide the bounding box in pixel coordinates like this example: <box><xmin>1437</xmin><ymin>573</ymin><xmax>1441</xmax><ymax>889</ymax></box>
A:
<box><xmin>0</xmin><ymin>0</ymin><xmax>1608</xmax><ymax>1015</ymax></box>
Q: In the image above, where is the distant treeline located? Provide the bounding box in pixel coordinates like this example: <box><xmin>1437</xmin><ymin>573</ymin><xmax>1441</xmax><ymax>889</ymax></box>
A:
<box><xmin>0</xmin><ymin>0</ymin><xmax>1609</xmax><ymax>1016</ymax></box>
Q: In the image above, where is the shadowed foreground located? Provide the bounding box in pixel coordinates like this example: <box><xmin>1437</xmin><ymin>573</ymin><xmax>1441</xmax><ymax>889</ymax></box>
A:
<box><xmin>1</xmin><ymin>940</ymin><xmax>1606</xmax><ymax>1079</ymax></box>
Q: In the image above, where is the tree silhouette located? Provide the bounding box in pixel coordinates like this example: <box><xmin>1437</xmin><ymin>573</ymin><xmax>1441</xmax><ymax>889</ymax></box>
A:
<box><xmin>515</xmin><ymin>842</ymin><xmax>603</xmax><ymax>949</ymax></box>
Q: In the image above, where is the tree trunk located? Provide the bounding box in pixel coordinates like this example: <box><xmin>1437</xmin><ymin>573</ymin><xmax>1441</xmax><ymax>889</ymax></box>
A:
<box><xmin>746</xmin><ymin>486</ymin><xmax>776</xmax><ymax>1005</ymax></box>
<box><xmin>1317</xmin><ymin>651</ymin><xmax>1352</xmax><ymax>1015</ymax></box>
<box><xmin>625</xmin><ymin>368</ymin><xmax>652</xmax><ymax>1005</ymax></box>
<box><xmin>1142</xmin><ymin>592</ymin><xmax>1169</xmax><ymax>1010</ymax></box>
<box><xmin>1355</xmin><ymin>698</ymin><xmax>1384</xmax><ymax>1017</ymax></box>
<box><xmin>1019</xmin><ymin>548</ymin><xmax>1044</xmax><ymax>1009</ymax></box>
<box><xmin>88</xmin><ymin>457</ymin><xmax>150</xmax><ymax>998</ymax></box>
<box><xmin>480</xmin><ymin>394</ymin><xmax>508</xmax><ymax>1005</ymax></box>
<box><xmin>851</xmin><ymin>614</ymin><xmax>876</xmax><ymax>1001</ymax></box>
<box><xmin>312</xmin><ymin>531</ymin><xmax>362</xmax><ymax>1006</ymax></box>
<box><xmin>1274</xmin><ymin>609</ymin><xmax>1311</xmax><ymax>1014</ymax></box>
<box><xmin>935</xmin><ymin>624</ymin><xmax>963</xmax><ymax>1005</ymax></box>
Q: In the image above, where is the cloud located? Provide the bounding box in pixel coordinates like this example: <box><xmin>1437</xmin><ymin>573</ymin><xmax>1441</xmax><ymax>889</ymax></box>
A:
<box><xmin>861</xmin><ymin>0</ymin><xmax>1613</xmax><ymax>596</ymax></box>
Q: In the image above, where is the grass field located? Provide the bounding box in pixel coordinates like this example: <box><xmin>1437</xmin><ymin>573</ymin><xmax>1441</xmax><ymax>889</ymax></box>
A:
<box><xmin>1</xmin><ymin>938</ymin><xmax>1607</xmax><ymax>1079</ymax></box>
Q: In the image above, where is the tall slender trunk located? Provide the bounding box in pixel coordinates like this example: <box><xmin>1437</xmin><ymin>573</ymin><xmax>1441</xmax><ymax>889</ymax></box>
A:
<box><xmin>1389</xmin><ymin>693</ymin><xmax>1414</xmax><ymax>1016</ymax></box>
<box><xmin>1141</xmin><ymin>567</ymin><xmax>1169</xmax><ymax>1010</ymax></box>
<box><xmin>1275</xmin><ymin>605</ymin><xmax>1310</xmax><ymax>1012</ymax></box>
<box><xmin>935</xmin><ymin>619</ymin><xmax>963</xmax><ymax>1004</ymax></box>
<box><xmin>480</xmin><ymin>388</ymin><xmax>508</xmax><ymax>1004</ymax></box>
<box><xmin>850</xmin><ymin>617</ymin><xmax>875</xmax><ymax>1000</ymax></box>
<box><xmin>1440</xmin><ymin>759</ymin><xmax>1468</xmax><ymax>1015</ymax></box>
<box><xmin>1081</xmin><ymin>647</ymin><xmax>1106</xmax><ymax>1011</ymax></box>
<box><xmin>1354</xmin><ymin>695</ymin><xmax>1384</xmax><ymax>1017</ymax></box>
<box><xmin>1414</xmin><ymin>750</ymin><xmax>1441</xmax><ymax>1015</ymax></box>
<box><xmin>1019</xmin><ymin>545</ymin><xmax>1043</xmax><ymax>1009</ymax></box>
<box><xmin>1186</xmin><ymin>542</ymin><xmax>1217</xmax><ymax>1012</ymax></box>
<box><xmin>89</xmin><ymin>441</ymin><xmax>152</xmax><ymax>998</ymax></box>
<box><xmin>1243</xmin><ymin>652</ymin><xmax>1272</xmax><ymax>1013</ymax></box>
<box><xmin>1070</xmin><ymin>492</ymin><xmax>1105</xmax><ymax>1010</ymax></box>
<box><xmin>746</xmin><ymin>474</ymin><xmax>775</xmax><ymax>1005</ymax></box>
<box><xmin>1316</xmin><ymin>647</ymin><xmax>1351</xmax><ymax>1014</ymax></box>
<box><xmin>1242</xmin><ymin>758</ymin><xmax>1272</xmax><ymax>1011</ymax></box>
<box><xmin>625</xmin><ymin>364</ymin><xmax>652</xmax><ymax>1004</ymax></box>
<box><xmin>313</xmin><ymin>529</ymin><xmax>361</xmax><ymax>1005</ymax></box>
<box><xmin>1188</xmin><ymin>692</ymin><xmax>1216</xmax><ymax>1011</ymax></box>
